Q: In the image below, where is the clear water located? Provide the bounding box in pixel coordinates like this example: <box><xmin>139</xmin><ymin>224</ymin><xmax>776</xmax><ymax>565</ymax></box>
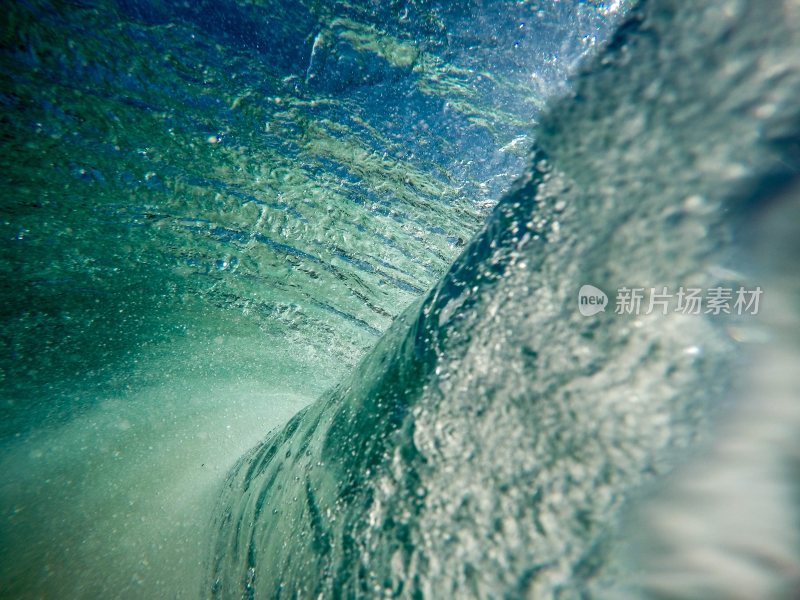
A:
<box><xmin>2</xmin><ymin>0</ymin><xmax>799</xmax><ymax>598</ymax></box>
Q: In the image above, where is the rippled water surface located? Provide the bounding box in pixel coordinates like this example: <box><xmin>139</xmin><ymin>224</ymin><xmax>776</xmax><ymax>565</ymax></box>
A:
<box><xmin>1</xmin><ymin>0</ymin><xmax>621</xmax><ymax>429</ymax></box>
<box><xmin>2</xmin><ymin>0</ymin><xmax>799</xmax><ymax>598</ymax></box>
<box><xmin>1</xmin><ymin>1</ymin><xmax>625</xmax><ymax>597</ymax></box>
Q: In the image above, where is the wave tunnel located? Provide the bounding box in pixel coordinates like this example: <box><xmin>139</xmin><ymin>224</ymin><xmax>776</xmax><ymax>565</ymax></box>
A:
<box><xmin>1</xmin><ymin>0</ymin><xmax>799</xmax><ymax>598</ymax></box>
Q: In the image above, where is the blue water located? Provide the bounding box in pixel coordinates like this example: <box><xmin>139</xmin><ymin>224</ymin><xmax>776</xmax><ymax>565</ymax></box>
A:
<box><xmin>2</xmin><ymin>0</ymin><xmax>799</xmax><ymax>598</ymax></box>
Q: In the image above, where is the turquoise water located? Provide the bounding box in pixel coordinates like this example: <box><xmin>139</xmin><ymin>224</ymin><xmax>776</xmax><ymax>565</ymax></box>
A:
<box><xmin>0</xmin><ymin>0</ymin><xmax>623</xmax><ymax>436</ymax></box>
<box><xmin>2</xmin><ymin>0</ymin><xmax>800</xmax><ymax>598</ymax></box>
<box><xmin>0</xmin><ymin>1</ymin><xmax>624</xmax><ymax>597</ymax></box>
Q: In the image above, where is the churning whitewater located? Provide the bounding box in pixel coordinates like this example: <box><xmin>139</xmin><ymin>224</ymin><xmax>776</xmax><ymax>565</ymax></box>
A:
<box><xmin>207</xmin><ymin>0</ymin><xmax>800</xmax><ymax>598</ymax></box>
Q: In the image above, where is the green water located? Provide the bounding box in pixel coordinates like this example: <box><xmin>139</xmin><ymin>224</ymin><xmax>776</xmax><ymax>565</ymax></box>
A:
<box><xmin>1</xmin><ymin>1</ymin><xmax>625</xmax><ymax>597</ymax></box>
<box><xmin>1</xmin><ymin>0</ymin><xmax>621</xmax><ymax>433</ymax></box>
<box><xmin>207</xmin><ymin>0</ymin><xmax>800</xmax><ymax>597</ymax></box>
<box><xmin>4</xmin><ymin>0</ymin><xmax>799</xmax><ymax>598</ymax></box>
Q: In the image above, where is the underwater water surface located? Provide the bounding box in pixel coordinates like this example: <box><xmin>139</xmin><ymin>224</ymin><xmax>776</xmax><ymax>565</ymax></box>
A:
<box><xmin>2</xmin><ymin>0</ymin><xmax>799</xmax><ymax>598</ymax></box>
